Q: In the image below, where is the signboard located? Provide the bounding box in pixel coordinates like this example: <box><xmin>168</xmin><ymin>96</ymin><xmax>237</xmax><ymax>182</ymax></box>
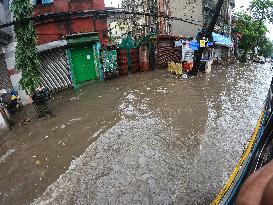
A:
<box><xmin>200</xmin><ymin>40</ymin><xmax>206</xmax><ymax>48</ymax></box>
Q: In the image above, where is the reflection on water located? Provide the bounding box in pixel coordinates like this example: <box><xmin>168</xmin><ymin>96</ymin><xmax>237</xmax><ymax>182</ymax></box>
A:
<box><xmin>2</xmin><ymin>63</ymin><xmax>273</xmax><ymax>205</ymax></box>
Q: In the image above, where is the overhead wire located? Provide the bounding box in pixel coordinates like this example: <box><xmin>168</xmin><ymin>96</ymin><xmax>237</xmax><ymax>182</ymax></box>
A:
<box><xmin>0</xmin><ymin>8</ymin><xmax>205</xmax><ymax>31</ymax></box>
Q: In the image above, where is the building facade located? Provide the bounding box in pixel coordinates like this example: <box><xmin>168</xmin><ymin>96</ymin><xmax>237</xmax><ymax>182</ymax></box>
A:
<box><xmin>0</xmin><ymin>0</ymin><xmax>13</xmax><ymax>134</ymax></box>
<box><xmin>170</xmin><ymin>0</ymin><xmax>235</xmax><ymax>38</ymax></box>
<box><xmin>158</xmin><ymin>0</ymin><xmax>171</xmax><ymax>35</ymax></box>
<box><xmin>31</xmin><ymin>0</ymin><xmax>107</xmax><ymax>93</ymax></box>
<box><xmin>203</xmin><ymin>0</ymin><xmax>235</xmax><ymax>37</ymax></box>
<box><xmin>0</xmin><ymin>0</ymin><xmax>13</xmax><ymax>92</ymax></box>
<box><xmin>0</xmin><ymin>0</ymin><xmax>108</xmax><ymax>133</ymax></box>
<box><xmin>170</xmin><ymin>0</ymin><xmax>204</xmax><ymax>37</ymax></box>
<box><xmin>170</xmin><ymin>0</ymin><xmax>235</xmax><ymax>61</ymax></box>
<box><xmin>0</xmin><ymin>0</ymin><xmax>108</xmax><ymax>105</ymax></box>
<box><xmin>108</xmin><ymin>0</ymin><xmax>170</xmax><ymax>41</ymax></box>
<box><xmin>33</xmin><ymin>0</ymin><xmax>106</xmax><ymax>45</ymax></box>
<box><xmin>121</xmin><ymin>0</ymin><xmax>157</xmax><ymax>36</ymax></box>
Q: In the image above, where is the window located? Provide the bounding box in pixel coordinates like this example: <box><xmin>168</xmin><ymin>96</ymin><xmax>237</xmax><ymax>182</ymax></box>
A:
<box><xmin>32</xmin><ymin>0</ymin><xmax>53</xmax><ymax>5</ymax></box>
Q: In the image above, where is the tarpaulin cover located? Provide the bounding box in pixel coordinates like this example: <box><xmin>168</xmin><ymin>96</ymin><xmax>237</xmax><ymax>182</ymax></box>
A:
<box><xmin>189</xmin><ymin>41</ymin><xmax>199</xmax><ymax>51</ymax></box>
<box><xmin>212</xmin><ymin>32</ymin><xmax>233</xmax><ymax>47</ymax></box>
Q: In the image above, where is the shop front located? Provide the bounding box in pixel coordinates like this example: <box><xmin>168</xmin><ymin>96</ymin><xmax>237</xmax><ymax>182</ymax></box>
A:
<box><xmin>212</xmin><ymin>32</ymin><xmax>233</xmax><ymax>62</ymax></box>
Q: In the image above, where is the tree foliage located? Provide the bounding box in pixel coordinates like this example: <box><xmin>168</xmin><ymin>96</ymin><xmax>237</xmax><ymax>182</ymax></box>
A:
<box><xmin>249</xmin><ymin>0</ymin><xmax>273</xmax><ymax>23</ymax></box>
<box><xmin>234</xmin><ymin>0</ymin><xmax>273</xmax><ymax>61</ymax></box>
<box><xmin>234</xmin><ymin>12</ymin><xmax>269</xmax><ymax>61</ymax></box>
<box><xmin>259</xmin><ymin>37</ymin><xmax>273</xmax><ymax>57</ymax></box>
<box><xmin>11</xmin><ymin>0</ymin><xmax>41</xmax><ymax>95</ymax></box>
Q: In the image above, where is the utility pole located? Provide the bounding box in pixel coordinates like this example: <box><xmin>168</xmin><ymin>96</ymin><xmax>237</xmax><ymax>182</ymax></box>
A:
<box><xmin>148</xmin><ymin>0</ymin><xmax>158</xmax><ymax>33</ymax></box>
<box><xmin>191</xmin><ymin>0</ymin><xmax>225</xmax><ymax>75</ymax></box>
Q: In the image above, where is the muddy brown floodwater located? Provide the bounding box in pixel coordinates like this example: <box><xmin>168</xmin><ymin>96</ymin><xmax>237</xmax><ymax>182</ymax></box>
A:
<box><xmin>0</xmin><ymin>62</ymin><xmax>272</xmax><ymax>205</ymax></box>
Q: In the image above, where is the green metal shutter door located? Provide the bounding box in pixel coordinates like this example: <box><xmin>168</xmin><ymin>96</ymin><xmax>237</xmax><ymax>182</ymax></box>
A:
<box><xmin>70</xmin><ymin>46</ymin><xmax>97</xmax><ymax>84</ymax></box>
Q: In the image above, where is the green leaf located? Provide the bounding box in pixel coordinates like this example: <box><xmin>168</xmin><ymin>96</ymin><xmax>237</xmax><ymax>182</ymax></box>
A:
<box><xmin>11</xmin><ymin>0</ymin><xmax>41</xmax><ymax>95</ymax></box>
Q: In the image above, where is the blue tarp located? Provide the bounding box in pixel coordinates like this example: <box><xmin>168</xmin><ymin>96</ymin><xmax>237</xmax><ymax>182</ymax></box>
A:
<box><xmin>42</xmin><ymin>0</ymin><xmax>53</xmax><ymax>4</ymax></box>
<box><xmin>32</xmin><ymin>0</ymin><xmax>53</xmax><ymax>4</ymax></box>
<box><xmin>212</xmin><ymin>32</ymin><xmax>233</xmax><ymax>47</ymax></box>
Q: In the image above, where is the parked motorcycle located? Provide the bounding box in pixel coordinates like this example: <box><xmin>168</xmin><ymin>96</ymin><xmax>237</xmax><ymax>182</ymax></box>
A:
<box><xmin>0</xmin><ymin>90</ymin><xmax>22</xmax><ymax>114</ymax></box>
<box><xmin>32</xmin><ymin>87</ymin><xmax>54</xmax><ymax>119</ymax></box>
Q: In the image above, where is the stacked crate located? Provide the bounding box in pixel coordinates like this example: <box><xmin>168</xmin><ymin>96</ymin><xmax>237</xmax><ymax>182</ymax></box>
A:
<box><xmin>117</xmin><ymin>48</ymin><xmax>139</xmax><ymax>75</ymax></box>
<box><xmin>131</xmin><ymin>48</ymin><xmax>139</xmax><ymax>74</ymax></box>
<box><xmin>117</xmin><ymin>49</ymin><xmax>128</xmax><ymax>75</ymax></box>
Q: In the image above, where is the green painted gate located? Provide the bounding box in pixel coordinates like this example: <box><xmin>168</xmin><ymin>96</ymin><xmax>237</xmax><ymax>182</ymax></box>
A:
<box><xmin>70</xmin><ymin>46</ymin><xmax>97</xmax><ymax>84</ymax></box>
<box><xmin>67</xmin><ymin>32</ymin><xmax>101</xmax><ymax>87</ymax></box>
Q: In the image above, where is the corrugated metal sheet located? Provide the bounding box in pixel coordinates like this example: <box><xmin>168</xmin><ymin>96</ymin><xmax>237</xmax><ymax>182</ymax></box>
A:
<box><xmin>39</xmin><ymin>48</ymin><xmax>72</xmax><ymax>92</ymax></box>
<box><xmin>0</xmin><ymin>54</ymin><xmax>12</xmax><ymax>91</ymax></box>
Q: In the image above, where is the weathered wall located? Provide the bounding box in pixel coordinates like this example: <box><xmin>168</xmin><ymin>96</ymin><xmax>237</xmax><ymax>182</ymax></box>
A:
<box><xmin>158</xmin><ymin>0</ymin><xmax>170</xmax><ymax>34</ymax></box>
<box><xmin>33</xmin><ymin>0</ymin><xmax>107</xmax><ymax>45</ymax></box>
<box><xmin>0</xmin><ymin>1</ymin><xmax>108</xmax><ymax>106</ymax></box>
<box><xmin>0</xmin><ymin>1</ymin><xmax>11</xmax><ymax>46</ymax></box>
<box><xmin>0</xmin><ymin>2</ymin><xmax>13</xmax><ymax>95</ymax></box>
<box><xmin>0</xmin><ymin>3</ymin><xmax>6</xmax><ymax>25</ymax></box>
<box><xmin>203</xmin><ymin>0</ymin><xmax>232</xmax><ymax>36</ymax></box>
<box><xmin>0</xmin><ymin>2</ymin><xmax>6</xmax><ymax>53</ymax></box>
<box><xmin>121</xmin><ymin>0</ymin><xmax>149</xmax><ymax>35</ymax></box>
<box><xmin>33</xmin><ymin>0</ymin><xmax>104</xmax><ymax>15</ymax></box>
<box><xmin>0</xmin><ymin>0</ymin><xmax>14</xmax><ymax>38</ymax></box>
<box><xmin>0</xmin><ymin>1</ymin><xmax>11</xmax><ymax>133</ymax></box>
<box><xmin>0</xmin><ymin>54</ymin><xmax>12</xmax><ymax>91</ymax></box>
<box><xmin>170</xmin><ymin>0</ymin><xmax>203</xmax><ymax>37</ymax></box>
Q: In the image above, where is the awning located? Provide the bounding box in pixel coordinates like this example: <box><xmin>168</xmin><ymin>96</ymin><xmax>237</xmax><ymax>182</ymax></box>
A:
<box><xmin>212</xmin><ymin>32</ymin><xmax>233</xmax><ymax>48</ymax></box>
<box><xmin>67</xmin><ymin>32</ymin><xmax>100</xmax><ymax>47</ymax></box>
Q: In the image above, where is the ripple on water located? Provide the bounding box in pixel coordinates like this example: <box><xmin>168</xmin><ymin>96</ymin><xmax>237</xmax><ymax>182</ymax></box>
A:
<box><xmin>32</xmin><ymin>63</ymin><xmax>273</xmax><ymax>205</ymax></box>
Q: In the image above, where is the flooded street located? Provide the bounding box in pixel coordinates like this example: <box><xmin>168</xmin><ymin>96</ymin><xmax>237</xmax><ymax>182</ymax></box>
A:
<box><xmin>0</xmin><ymin>62</ymin><xmax>272</xmax><ymax>205</ymax></box>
